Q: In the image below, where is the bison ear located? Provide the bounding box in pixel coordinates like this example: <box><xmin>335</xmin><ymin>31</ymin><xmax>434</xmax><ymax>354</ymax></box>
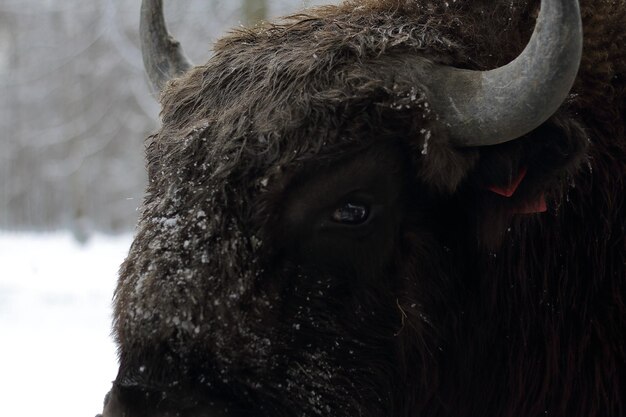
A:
<box><xmin>461</xmin><ymin>115</ymin><xmax>589</xmax><ymax>248</ymax></box>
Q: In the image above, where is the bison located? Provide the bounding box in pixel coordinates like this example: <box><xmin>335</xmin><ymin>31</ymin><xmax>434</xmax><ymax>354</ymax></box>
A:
<box><xmin>100</xmin><ymin>0</ymin><xmax>625</xmax><ymax>416</ymax></box>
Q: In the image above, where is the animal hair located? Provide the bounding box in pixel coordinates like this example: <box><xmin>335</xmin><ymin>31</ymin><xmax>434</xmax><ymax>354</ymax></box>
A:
<box><xmin>108</xmin><ymin>1</ymin><xmax>626</xmax><ymax>416</ymax></box>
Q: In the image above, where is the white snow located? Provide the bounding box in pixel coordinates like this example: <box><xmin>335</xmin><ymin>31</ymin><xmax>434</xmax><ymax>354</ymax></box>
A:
<box><xmin>0</xmin><ymin>232</ymin><xmax>131</xmax><ymax>417</ymax></box>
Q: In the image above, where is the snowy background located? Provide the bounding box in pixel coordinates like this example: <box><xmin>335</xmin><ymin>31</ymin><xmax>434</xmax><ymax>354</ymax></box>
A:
<box><xmin>0</xmin><ymin>233</ymin><xmax>131</xmax><ymax>417</ymax></box>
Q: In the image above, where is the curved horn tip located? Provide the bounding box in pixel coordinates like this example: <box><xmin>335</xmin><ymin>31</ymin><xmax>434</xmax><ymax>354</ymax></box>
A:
<box><xmin>140</xmin><ymin>0</ymin><xmax>193</xmax><ymax>94</ymax></box>
<box><xmin>427</xmin><ymin>0</ymin><xmax>583</xmax><ymax>147</ymax></box>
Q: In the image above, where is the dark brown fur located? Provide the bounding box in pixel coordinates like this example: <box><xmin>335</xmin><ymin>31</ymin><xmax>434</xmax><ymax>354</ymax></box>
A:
<box><xmin>104</xmin><ymin>1</ymin><xmax>625</xmax><ymax>416</ymax></box>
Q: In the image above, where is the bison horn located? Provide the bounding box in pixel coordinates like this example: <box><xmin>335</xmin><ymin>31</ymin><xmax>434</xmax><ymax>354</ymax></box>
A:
<box><xmin>140</xmin><ymin>0</ymin><xmax>192</xmax><ymax>93</ymax></box>
<box><xmin>422</xmin><ymin>0</ymin><xmax>582</xmax><ymax>147</ymax></box>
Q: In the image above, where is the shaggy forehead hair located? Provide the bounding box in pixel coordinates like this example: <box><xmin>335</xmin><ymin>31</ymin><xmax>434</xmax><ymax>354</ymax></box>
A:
<box><xmin>150</xmin><ymin>0</ymin><xmax>554</xmax><ymax>196</ymax></box>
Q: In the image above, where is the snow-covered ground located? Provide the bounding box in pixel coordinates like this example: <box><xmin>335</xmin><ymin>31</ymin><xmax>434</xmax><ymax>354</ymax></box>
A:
<box><xmin>0</xmin><ymin>233</ymin><xmax>131</xmax><ymax>417</ymax></box>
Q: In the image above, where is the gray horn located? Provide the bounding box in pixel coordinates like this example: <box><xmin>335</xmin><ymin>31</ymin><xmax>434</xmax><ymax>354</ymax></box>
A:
<box><xmin>422</xmin><ymin>0</ymin><xmax>583</xmax><ymax>147</ymax></box>
<box><xmin>140</xmin><ymin>0</ymin><xmax>192</xmax><ymax>94</ymax></box>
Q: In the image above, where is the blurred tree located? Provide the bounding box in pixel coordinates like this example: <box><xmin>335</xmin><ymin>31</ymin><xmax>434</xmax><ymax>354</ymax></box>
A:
<box><xmin>0</xmin><ymin>0</ymin><xmax>335</xmax><ymax>239</ymax></box>
<box><xmin>242</xmin><ymin>0</ymin><xmax>267</xmax><ymax>24</ymax></box>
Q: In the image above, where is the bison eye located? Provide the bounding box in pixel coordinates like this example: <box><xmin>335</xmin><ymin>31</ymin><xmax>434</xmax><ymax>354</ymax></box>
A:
<box><xmin>331</xmin><ymin>203</ymin><xmax>370</xmax><ymax>225</ymax></box>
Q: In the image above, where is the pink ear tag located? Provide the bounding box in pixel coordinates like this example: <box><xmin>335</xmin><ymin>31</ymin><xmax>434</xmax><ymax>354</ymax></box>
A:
<box><xmin>487</xmin><ymin>167</ymin><xmax>547</xmax><ymax>214</ymax></box>
<box><xmin>487</xmin><ymin>167</ymin><xmax>528</xmax><ymax>197</ymax></box>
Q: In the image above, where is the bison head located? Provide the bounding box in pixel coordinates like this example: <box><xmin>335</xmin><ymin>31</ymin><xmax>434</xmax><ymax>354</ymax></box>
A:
<box><xmin>105</xmin><ymin>0</ymin><xmax>591</xmax><ymax>416</ymax></box>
